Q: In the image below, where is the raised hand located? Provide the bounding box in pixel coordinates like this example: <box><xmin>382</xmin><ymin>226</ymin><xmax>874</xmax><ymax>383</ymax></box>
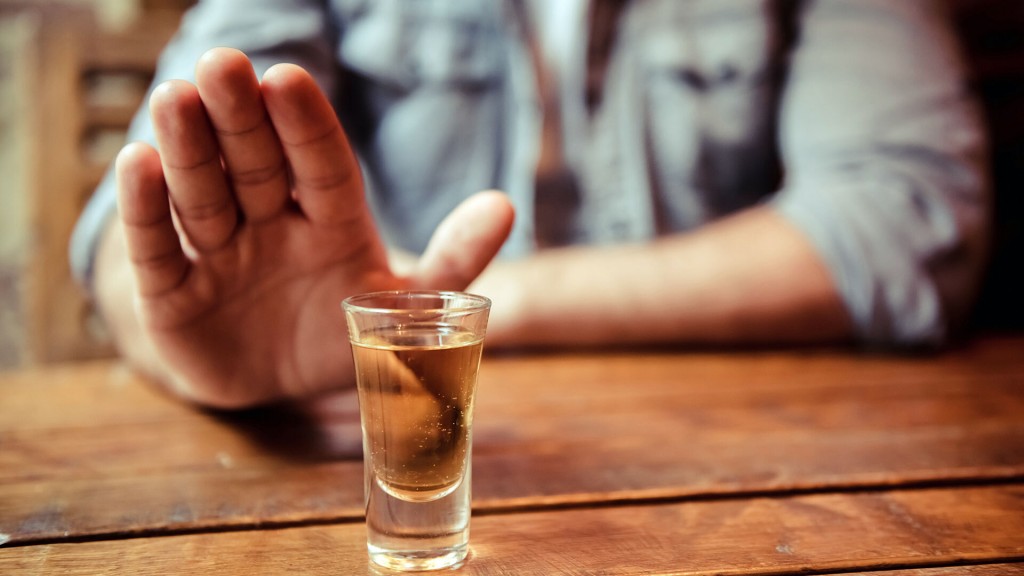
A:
<box><xmin>115</xmin><ymin>48</ymin><xmax>513</xmax><ymax>408</ymax></box>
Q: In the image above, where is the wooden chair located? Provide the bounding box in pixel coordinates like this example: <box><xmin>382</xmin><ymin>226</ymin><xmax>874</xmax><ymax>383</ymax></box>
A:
<box><xmin>0</xmin><ymin>0</ymin><xmax>189</xmax><ymax>366</ymax></box>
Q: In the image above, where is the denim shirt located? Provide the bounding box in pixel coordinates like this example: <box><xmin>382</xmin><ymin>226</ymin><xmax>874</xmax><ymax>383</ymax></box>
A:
<box><xmin>71</xmin><ymin>0</ymin><xmax>989</xmax><ymax>346</ymax></box>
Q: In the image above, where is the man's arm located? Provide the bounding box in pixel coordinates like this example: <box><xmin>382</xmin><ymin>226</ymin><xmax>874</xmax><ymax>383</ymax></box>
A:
<box><xmin>474</xmin><ymin>206</ymin><xmax>852</xmax><ymax>348</ymax></box>
<box><xmin>93</xmin><ymin>217</ymin><xmax>171</xmax><ymax>387</ymax></box>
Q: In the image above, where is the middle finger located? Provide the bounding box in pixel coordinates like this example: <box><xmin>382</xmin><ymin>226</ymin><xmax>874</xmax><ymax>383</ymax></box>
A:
<box><xmin>196</xmin><ymin>48</ymin><xmax>290</xmax><ymax>224</ymax></box>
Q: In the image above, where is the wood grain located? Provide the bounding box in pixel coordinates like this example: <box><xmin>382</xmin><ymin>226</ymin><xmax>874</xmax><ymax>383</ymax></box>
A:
<box><xmin>1</xmin><ymin>338</ymin><xmax>1023</xmax><ymax>544</ymax></box>
<box><xmin>1</xmin><ymin>486</ymin><xmax>1021</xmax><ymax>575</ymax></box>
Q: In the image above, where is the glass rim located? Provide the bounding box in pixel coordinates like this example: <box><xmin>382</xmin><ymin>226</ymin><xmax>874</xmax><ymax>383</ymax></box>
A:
<box><xmin>342</xmin><ymin>290</ymin><xmax>491</xmax><ymax>314</ymax></box>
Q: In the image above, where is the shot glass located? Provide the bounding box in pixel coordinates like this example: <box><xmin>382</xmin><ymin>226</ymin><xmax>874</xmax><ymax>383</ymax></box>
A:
<box><xmin>343</xmin><ymin>290</ymin><xmax>491</xmax><ymax>571</ymax></box>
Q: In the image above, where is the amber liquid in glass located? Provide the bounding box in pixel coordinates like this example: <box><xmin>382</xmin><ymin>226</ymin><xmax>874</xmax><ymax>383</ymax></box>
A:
<box><xmin>352</xmin><ymin>326</ymin><xmax>482</xmax><ymax>503</ymax></box>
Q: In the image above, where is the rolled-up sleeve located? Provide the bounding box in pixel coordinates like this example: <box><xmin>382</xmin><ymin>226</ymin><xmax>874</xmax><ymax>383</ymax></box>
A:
<box><xmin>771</xmin><ymin>0</ymin><xmax>990</xmax><ymax>346</ymax></box>
<box><xmin>69</xmin><ymin>0</ymin><xmax>337</xmax><ymax>291</ymax></box>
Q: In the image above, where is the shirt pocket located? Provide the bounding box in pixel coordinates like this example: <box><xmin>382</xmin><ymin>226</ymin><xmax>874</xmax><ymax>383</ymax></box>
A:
<box><xmin>335</xmin><ymin>0</ymin><xmax>503</xmax><ymax>91</ymax></box>
<box><xmin>633</xmin><ymin>0</ymin><xmax>783</xmax><ymax>142</ymax></box>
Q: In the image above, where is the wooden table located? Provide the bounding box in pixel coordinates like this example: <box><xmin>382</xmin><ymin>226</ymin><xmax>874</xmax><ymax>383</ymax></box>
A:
<box><xmin>2</xmin><ymin>337</ymin><xmax>1023</xmax><ymax>574</ymax></box>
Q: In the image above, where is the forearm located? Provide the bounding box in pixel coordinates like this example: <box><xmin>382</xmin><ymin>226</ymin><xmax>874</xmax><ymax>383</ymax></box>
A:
<box><xmin>473</xmin><ymin>206</ymin><xmax>853</xmax><ymax>348</ymax></box>
<box><xmin>93</xmin><ymin>219</ymin><xmax>178</xmax><ymax>390</ymax></box>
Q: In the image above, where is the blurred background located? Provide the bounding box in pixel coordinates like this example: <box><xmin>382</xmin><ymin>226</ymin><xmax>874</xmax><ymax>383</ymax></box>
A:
<box><xmin>0</xmin><ymin>0</ymin><xmax>1021</xmax><ymax>370</ymax></box>
<box><xmin>0</xmin><ymin>0</ymin><xmax>195</xmax><ymax>368</ymax></box>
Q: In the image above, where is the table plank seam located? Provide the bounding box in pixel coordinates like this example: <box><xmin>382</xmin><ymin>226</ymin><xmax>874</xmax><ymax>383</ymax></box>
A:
<box><xmin>663</xmin><ymin>556</ymin><xmax>1024</xmax><ymax>576</ymax></box>
<box><xmin>4</xmin><ymin>475</ymin><xmax>1021</xmax><ymax>549</ymax></box>
<box><xmin>472</xmin><ymin>474</ymin><xmax>1024</xmax><ymax>516</ymax></box>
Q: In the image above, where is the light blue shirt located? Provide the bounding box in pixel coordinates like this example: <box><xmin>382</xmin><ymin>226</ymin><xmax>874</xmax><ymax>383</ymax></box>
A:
<box><xmin>71</xmin><ymin>0</ymin><xmax>990</xmax><ymax>346</ymax></box>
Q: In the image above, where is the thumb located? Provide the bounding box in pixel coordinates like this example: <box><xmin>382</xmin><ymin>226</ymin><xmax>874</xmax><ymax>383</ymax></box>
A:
<box><xmin>413</xmin><ymin>190</ymin><xmax>515</xmax><ymax>291</ymax></box>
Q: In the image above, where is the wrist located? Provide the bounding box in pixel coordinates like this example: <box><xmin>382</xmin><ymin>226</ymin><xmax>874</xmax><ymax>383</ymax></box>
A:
<box><xmin>468</xmin><ymin>260</ymin><xmax>528</xmax><ymax>349</ymax></box>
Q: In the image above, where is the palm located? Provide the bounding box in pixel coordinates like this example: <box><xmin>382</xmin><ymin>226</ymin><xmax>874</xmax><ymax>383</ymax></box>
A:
<box><xmin>139</xmin><ymin>213</ymin><xmax>395</xmax><ymax>406</ymax></box>
<box><xmin>116</xmin><ymin>49</ymin><xmax>511</xmax><ymax>407</ymax></box>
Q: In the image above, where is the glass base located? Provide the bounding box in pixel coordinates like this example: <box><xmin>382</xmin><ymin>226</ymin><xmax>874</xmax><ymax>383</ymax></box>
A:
<box><xmin>368</xmin><ymin>544</ymin><xmax>469</xmax><ymax>572</ymax></box>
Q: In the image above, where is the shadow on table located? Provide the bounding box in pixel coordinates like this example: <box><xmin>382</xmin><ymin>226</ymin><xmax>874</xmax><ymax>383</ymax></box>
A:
<box><xmin>205</xmin><ymin>391</ymin><xmax>364</xmax><ymax>464</ymax></box>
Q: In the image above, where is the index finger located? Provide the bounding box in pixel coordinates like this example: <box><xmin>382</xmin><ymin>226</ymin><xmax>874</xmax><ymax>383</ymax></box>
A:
<box><xmin>115</xmin><ymin>142</ymin><xmax>190</xmax><ymax>299</ymax></box>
